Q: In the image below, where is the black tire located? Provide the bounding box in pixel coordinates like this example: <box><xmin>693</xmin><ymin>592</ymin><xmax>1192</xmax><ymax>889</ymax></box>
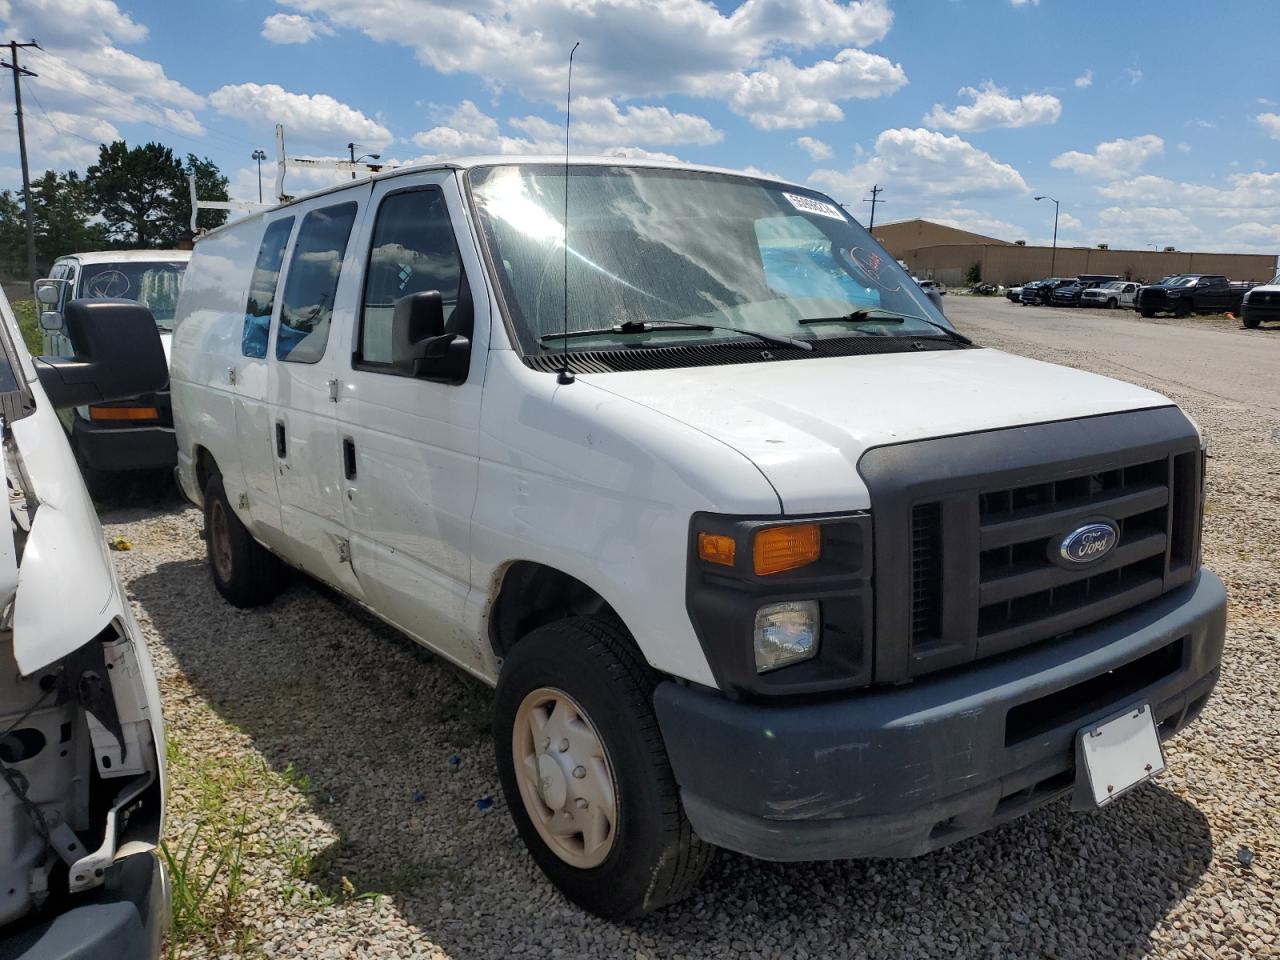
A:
<box><xmin>1140</xmin><ymin>309</ymin><xmax>1156</xmax><ymax>318</ymax></box>
<box><xmin>494</xmin><ymin>616</ymin><xmax>713</xmax><ymax>920</ymax></box>
<box><xmin>1243</xmin><ymin>313</ymin><xmax>1261</xmax><ymax>329</ymax></box>
<box><xmin>203</xmin><ymin>472</ymin><xmax>283</xmax><ymax>607</ymax></box>
<box><xmin>1106</xmin><ymin>298</ymin><xmax>1117</xmax><ymax>309</ymax></box>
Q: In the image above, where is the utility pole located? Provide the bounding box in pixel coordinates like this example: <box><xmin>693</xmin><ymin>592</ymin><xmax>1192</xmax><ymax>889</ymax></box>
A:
<box><xmin>2</xmin><ymin>39</ymin><xmax>40</xmax><ymax>281</ymax></box>
<box><xmin>863</xmin><ymin>183</ymin><xmax>884</xmax><ymax>231</ymax></box>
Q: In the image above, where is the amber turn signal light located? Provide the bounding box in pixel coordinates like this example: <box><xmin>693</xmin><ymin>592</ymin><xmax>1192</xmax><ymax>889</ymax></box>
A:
<box><xmin>89</xmin><ymin>406</ymin><xmax>159</xmax><ymax>421</ymax></box>
<box><xmin>753</xmin><ymin>524</ymin><xmax>821</xmax><ymax>575</ymax></box>
<box><xmin>697</xmin><ymin>532</ymin><xmax>737</xmax><ymax>567</ymax></box>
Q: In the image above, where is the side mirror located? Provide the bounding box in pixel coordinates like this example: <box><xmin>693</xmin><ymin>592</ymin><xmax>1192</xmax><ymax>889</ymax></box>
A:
<box><xmin>35</xmin><ymin>282</ymin><xmax>62</xmax><ymax>306</ymax></box>
<box><xmin>391</xmin><ymin>290</ymin><xmax>471</xmax><ymax>384</ymax></box>
<box><xmin>34</xmin><ymin>299</ymin><xmax>168</xmax><ymax>409</ymax></box>
<box><xmin>39</xmin><ymin>311</ymin><xmax>64</xmax><ymax>332</ymax></box>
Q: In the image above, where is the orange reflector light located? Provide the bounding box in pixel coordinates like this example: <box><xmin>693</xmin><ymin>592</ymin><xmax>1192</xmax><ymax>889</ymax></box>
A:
<box><xmin>697</xmin><ymin>532</ymin><xmax>737</xmax><ymax>567</ymax></box>
<box><xmin>89</xmin><ymin>406</ymin><xmax>159</xmax><ymax>421</ymax></box>
<box><xmin>753</xmin><ymin>524</ymin><xmax>821</xmax><ymax>575</ymax></box>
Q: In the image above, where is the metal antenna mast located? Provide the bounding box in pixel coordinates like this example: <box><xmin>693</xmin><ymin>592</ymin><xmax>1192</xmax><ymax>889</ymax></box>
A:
<box><xmin>2</xmin><ymin>39</ymin><xmax>40</xmax><ymax>281</ymax></box>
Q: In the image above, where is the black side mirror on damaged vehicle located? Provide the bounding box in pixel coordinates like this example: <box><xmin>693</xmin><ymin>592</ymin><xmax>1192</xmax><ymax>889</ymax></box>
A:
<box><xmin>34</xmin><ymin>299</ymin><xmax>168</xmax><ymax>409</ymax></box>
<box><xmin>391</xmin><ymin>290</ymin><xmax>471</xmax><ymax>384</ymax></box>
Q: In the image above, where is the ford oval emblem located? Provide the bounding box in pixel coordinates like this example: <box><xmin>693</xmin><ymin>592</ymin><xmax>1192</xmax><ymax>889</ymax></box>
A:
<box><xmin>1059</xmin><ymin>522</ymin><xmax>1119</xmax><ymax>564</ymax></box>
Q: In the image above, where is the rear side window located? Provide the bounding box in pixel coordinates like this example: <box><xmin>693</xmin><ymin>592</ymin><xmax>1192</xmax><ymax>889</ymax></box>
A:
<box><xmin>357</xmin><ymin>188</ymin><xmax>462</xmax><ymax>367</ymax></box>
<box><xmin>277</xmin><ymin>202</ymin><xmax>358</xmax><ymax>364</ymax></box>
<box><xmin>242</xmin><ymin>217</ymin><xmax>294</xmax><ymax>358</ymax></box>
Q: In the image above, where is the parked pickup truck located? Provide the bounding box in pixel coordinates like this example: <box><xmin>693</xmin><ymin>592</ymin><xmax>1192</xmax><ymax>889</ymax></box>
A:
<box><xmin>1240</xmin><ymin>273</ymin><xmax>1280</xmax><ymax>328</ymax></box>
<box><xmin>1133</xmin><ymin>274</ymin><xmax>1254</xmax><ymax>317</ymax></box>
<box><xmin>171</xmin><ymin>156</ymin><xmax>1226</xmax><ymax>920</ymax></box>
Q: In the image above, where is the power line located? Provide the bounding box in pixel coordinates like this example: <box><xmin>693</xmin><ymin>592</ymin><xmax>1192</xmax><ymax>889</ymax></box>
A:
<box><xmin>2</xmin><ymin>38</ymin><xmax>40</xmax><ymax>281</ymax></box>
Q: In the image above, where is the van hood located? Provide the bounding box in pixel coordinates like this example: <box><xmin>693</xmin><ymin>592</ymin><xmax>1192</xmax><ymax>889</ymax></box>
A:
<box><xmin>580</xmin><ymin>347</ymin><xmax>1172</xmax><ymax>514</ymax></box>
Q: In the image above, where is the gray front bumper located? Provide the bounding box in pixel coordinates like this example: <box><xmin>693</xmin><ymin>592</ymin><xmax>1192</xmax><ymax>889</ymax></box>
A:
<box><xmin>2</xmin><ymin>852</ymin><xmax>168</xmax><ymax>960</ymax></box>
<box><xmin>655</xmin><ymin>570</ymin><xmax>1226</xmax><ymax>861</ymax></box>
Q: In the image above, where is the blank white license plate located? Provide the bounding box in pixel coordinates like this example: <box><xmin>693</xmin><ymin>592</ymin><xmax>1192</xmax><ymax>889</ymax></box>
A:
<box><xmin>1078</xmin><ymin>703</ymin><xmax>1165</xmax><ymax>807</ymax></box>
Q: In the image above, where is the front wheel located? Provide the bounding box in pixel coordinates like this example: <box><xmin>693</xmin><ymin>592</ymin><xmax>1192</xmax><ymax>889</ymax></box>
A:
<box><xmin>1140</xmin><ymin>308</ymin><xmax>1156</xmax><ymax>318</ymax></box>
<box><xmin>1243</xmin><ymin>313</ymin><xmax>1261</xmax><ymax>329</ymax></box>
<box><xmin>1106</xmin><ymin>298</ymin><xmax>1117</xmax><ymax>309</ymax></box>
<box><xmin>494</xmin><ymin>616</ymin><xmax>713</xmax><ymax>919</ymax></box>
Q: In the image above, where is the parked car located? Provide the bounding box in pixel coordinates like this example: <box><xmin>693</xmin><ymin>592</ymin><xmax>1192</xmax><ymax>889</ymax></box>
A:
<box><xmin>1020</xmin><ymin>277</ymin><xmax>1075</xmax><ymax>304</ymax></box>
<box><xmin>171</xmin><ymin>157</ymin><xmax>1225</xmax><ymax>920</ymax></box>
<box><xmin>1133</xmin><ymin>274</ymin><xmax>1255</xmax><ymax>317</ymax></box>
<box><xmin>1005</xmin><ymin>285</ymin><xmax>1023</xmax><ymax>302</ymax></box>
<box><xmin>1240</xmin><ymin>272</ymin><xmax>1280</xmax><ymax>328</ymax></box>
<box><xmin>1081</xmin><ymin>280</ymin><xmax>1141</xmax><ymax>309</ymax></box>
<box><xmin>0</xmin><ymin>290</ymin><xmax>169</xmax><ymax>958</ymax></box>
<box><xmin>33</xmin><ymin>250</ymin><xmax>190</xmax><ymax>494</ymax></box>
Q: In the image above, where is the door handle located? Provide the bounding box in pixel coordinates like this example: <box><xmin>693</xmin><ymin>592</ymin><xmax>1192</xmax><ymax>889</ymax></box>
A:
<box><xmin>342</xmin><ymin>437</ymin><xmax>357</xmax><ymax>481</ymax></box>
<box><xmin>275</xmin><ymin>421</ymin><xmax>287</xmax><ymax>459</ymax></box>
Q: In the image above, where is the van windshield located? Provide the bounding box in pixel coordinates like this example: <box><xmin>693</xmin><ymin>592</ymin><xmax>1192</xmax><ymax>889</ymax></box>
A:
<box><xmin>79</xmin><ymin>261</ymin><xmax>187</xmax><ymax>330</ymax></box>
<box><xmin>468</xmin><ymin>164</ymin><xmax>951</xmax><ymax>354</ymax></box>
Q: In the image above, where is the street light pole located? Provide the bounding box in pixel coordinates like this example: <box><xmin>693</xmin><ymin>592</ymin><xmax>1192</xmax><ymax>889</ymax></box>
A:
<box><xmin>1035</xmin><ymin>195</ymin><xmax>1059</xmax><ymax>276</ymax></box>
<box><xmin>251</xmin><ymin>149</ymin><xmax>266</xmax><ymax>202</ymax></box>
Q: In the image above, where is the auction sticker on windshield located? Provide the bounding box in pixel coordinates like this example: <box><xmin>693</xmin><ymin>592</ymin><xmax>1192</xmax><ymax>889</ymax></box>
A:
<box><xmin>783</xmin><ymin>192</ymin><xmax>846</xmax><ymax>222</ymax></box>
<box><xmin>1078</xmin><ymin>703</ymin><xmax>1165</xmax><ymax>807</ymax></box>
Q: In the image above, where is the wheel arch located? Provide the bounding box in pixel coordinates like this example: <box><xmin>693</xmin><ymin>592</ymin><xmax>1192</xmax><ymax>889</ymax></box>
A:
<box><xmin>487</xmin><ymin>560</ymin><xmax>621</xmax><ymax>661</ymax></box>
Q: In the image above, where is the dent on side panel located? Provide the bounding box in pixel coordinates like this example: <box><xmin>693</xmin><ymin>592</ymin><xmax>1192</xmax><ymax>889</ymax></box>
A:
<box><xmin>471</xmin><ymin>352</ymin><xmax>780</xmax><ymax>688</ymax></box>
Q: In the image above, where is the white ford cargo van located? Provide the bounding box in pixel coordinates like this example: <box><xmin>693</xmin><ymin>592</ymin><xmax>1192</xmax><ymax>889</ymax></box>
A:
<box><xmin>170</xmin><ymin>158</ymin><xmax>1226</xmax><ymax>920</ymax></box>
<box><xmin>0</xmin><ymin>290</ymin><xmax>169</xmax><ymax>957</ymax></box>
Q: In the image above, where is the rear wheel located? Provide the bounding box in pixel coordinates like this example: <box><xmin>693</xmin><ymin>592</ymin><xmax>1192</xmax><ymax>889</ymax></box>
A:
<box><xmin>495</xmin><ymin>616</ymin><xmax>713</xmax><ymax>920</ymax></box>
<box><xmin>203</xmin><ymin>473</ymin><xmax>283</xmax><ymax>607</ymax></box>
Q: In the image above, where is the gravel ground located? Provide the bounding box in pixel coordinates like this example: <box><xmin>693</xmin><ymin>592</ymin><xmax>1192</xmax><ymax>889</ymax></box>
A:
<box><xmin>102</xmin><ymin>307</ymin><xmax>1279</xmax><ymax>959</ymax></box>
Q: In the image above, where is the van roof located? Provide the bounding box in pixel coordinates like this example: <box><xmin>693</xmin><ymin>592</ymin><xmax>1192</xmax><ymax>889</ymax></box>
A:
<box><xmin>56</xmin><ymin>249</ymin><xmax>192</xmax><ymax>265</ymax></box>
<box><xmin>195</xmin><ymin>155</ymin><xmax>813</xmax><ymax>243</ymax></box>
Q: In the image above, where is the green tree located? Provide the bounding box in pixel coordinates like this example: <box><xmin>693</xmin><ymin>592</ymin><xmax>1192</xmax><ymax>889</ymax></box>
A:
<box><xmin>31</xmin><ymin>170</ymin><xmax>107</xmax><ymax>267</ymax></box>
<box><xmin>0</xmin><ymin>190</ymin><xmax>25</xmax><ymax>278</ymax></box>
<box><xmin>85</xmin><ymin>141</ymin><xmax>230</xmax><ymax>247</ymax></box>
<box><xmin>964</xmin><ymin>262</ymin><xmax>983</xmax><ymax>286</ymax></box>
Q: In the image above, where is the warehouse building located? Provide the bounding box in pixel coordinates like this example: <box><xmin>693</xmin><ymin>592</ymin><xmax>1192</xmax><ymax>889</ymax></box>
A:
<box><xmin>872</xmin><ymin>219</ymin><xmax>1277</xmax><ymax>287</ymax></box>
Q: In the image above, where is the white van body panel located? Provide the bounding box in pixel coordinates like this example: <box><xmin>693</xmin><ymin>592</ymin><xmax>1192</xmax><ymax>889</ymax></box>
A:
<box><xmin>576</xmin><ymin>349</ymin><xmax>1171</xmax><ymax>515</ymax></box>
<box><xmin>471</xmin><ymin>351</ymin><xmax>782</xmax><ymax>687</ymax></box>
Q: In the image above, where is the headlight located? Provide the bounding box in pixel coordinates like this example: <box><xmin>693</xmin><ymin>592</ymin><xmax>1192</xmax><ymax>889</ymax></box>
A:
<box><xmin>1167</xmin><ymin>291</ymin><xmax>1181</xmax><ymax>298</ymax></box>
<box><xmin>754</xmin><ymin>600</ymin><xmax>820</xmax><ymax>672</ymax></box>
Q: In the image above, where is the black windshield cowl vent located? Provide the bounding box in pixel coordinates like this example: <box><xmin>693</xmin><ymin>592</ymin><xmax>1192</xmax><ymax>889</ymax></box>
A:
<box><xmin>523</xmin><ymin>334</ymin><xmax>976</xmax><ymax>375</ymax></box>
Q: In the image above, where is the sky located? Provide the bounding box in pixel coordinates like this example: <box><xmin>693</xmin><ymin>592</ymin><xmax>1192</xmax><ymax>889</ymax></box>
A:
<box><xmin>1</xmin><ymin>0</ymin><xmax>1277</xmax><ymax>256</ymax></box>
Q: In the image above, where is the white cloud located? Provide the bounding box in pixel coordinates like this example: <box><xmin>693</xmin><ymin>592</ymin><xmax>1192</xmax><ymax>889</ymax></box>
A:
<box><xmin>794</xmin><ymin>136</ymin><xmax>832</xmax><ymax>160</ymax></box>
<box><xmin>1074</xmin><ymin>69</ymin><xmax>1093</xmax><ymax>89</ymax></box>
<box><xmin>279</xmin><ymin>0</ymin><xmax>903</xmax><ymax>127</ymax></box>
<box><xmin>262</xmin><ymin>12</ymin><xmax>333</xmax><ymax>44</ymax></box>
<box><xmin>1051</xmin><ymin>134</ymin><xmax>1164</xmax><ymax>179</ymax></box>
<box><xmin>410</xmin><ymin>100</ymin><xmax>684</xmax><ymax>163</ymax></box>
<box><xmin>209</xmin><ymin>83</ymin><xmax>392</xmax><ymax>150</ymax></box>
<box><xmin>1177</xmin><ymin>142</ymin><xmax>1192</xmax><ymax>153</ymax></box>
<box><xmin>0</xmin><ymin>0</ymin><xmax>147</xmax><ymax>49</ymax></box>
<box><xmin>511</xmin><ymin>97</ymin><xmax>722</xmax><ymax>146</ymax></box>
<box><xmin>1096</xmin><ymin>170</ymin><xmax>1280</xmax><ymax>220</ymax></box>
<box><xmin>0</xmin><ymin>109</ymin><xmax>120</xmax><ymax>172</ymax></box>
<box><xmin>1122</xmin><ymin>67</ymin><xmax>1143</xmax><ymax>85</ymax></box>
<box><xmin>923</xmin><ymin>206</ymin><xmax>1026</xmax><ymax>242</ymax></box>
<box><xmin>809</xmin><ymin>127</ymin><xmax>1028</xmax><ymax>204</ymax></box>
<box><xmin>724</xmin><ymin>49</ymin><xmax>907</xmax><ymax>129</ymax></box>
<box><xmin>923</xmin><ymin>82</ymin><xmax>1061</xmax><ymax>132</ymax></box>
<box><xmin>1009</xmin><ymin>0</ymin><xmax>1039</xmax><ymax>6</ymax></box>
<box><xmin>1257</xmin><ymin>113</ymin><xmax>1280</xmax><ymax>140</ymax></box>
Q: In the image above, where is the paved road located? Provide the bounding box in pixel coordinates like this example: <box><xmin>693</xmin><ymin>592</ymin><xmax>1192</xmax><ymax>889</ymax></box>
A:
<box><xmin>945</xmin><ymin>296</ymin><xmax>1280</xmax><ymax>413</ymax></box>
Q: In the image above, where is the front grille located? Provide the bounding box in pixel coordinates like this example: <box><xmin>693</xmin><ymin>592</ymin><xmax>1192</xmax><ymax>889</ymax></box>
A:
<box><xmin>905</xmin><ymin>448</ymin><xmax>1200</xmax><ymax>673</ymax></box>
<box><xmin>862</xmin><ymin>408</ymin><xmax>1203</xmax><ymax>683</ymax></box>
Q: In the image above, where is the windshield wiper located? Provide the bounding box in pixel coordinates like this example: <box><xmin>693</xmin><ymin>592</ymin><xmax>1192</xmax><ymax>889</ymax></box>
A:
<box><xmin>800</xmin><ymin>308</ymin><xmax>973</xmax><ymax>345</ymax></box>
<box><xmin>539</xmin><ymin>318</ymin><xmax>813</xmax><ymax>352</ymax></box>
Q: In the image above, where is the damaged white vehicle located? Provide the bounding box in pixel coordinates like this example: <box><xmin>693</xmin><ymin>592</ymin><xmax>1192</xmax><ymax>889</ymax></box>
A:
<box><xmin>1</xmin><ymin>290</ymin><xmax>169</xmax><ymax>958</ymax></box>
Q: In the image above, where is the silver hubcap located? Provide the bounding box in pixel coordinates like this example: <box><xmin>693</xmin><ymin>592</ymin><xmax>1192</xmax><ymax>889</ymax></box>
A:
<box><xmin>513</xmin><ymin>687</ymin><xmax>618</xmax><ymax>868</ymax></box>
